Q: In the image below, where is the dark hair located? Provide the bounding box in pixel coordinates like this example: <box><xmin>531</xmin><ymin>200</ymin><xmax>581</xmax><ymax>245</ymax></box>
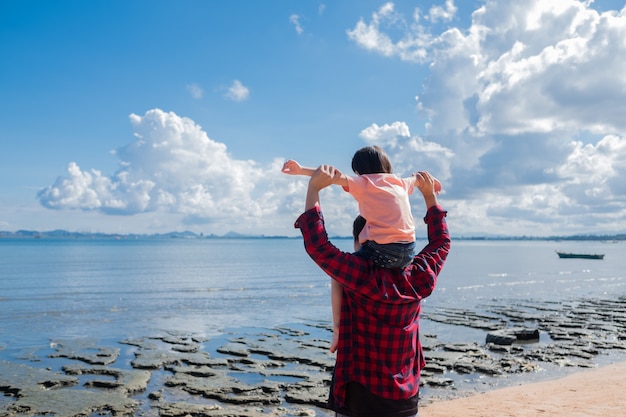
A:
<box><xmin>351</xmin><ymin>145</ymin><xmax>393</xmax><ymax>175</ymax></box>
<box><xmin>353</xmin><ymin>215</ymin><xmax>366</xmax><ymax>242</ymax></box>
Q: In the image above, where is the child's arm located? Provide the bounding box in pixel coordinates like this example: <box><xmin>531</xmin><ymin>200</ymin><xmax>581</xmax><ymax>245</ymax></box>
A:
<box><xmin>330</xmin><ymin>279</ymin><xmax>342</xmax><ymax>353</ymax></box>
<box><xmin>413</xmin><ymin>172</ymin><xmax>442</xmax><ymax>194</ymax></box>
<box><xmin>282</xmin><ymin>160</ymin><xmax>349</xmax><ymax>187</ymax></box>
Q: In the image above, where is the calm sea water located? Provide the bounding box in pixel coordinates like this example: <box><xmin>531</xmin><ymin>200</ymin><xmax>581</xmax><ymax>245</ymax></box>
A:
<box><xmin>1</xmin><ymin>237</ymin><xmax>626</xmax><ymax>356</ymax></box>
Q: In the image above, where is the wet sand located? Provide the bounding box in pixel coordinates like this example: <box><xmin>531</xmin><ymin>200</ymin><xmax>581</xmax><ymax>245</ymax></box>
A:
<box><xmin>421</xmin><ymin>361</ymin><xmax>626</xmax><ymax>417</ymax></box>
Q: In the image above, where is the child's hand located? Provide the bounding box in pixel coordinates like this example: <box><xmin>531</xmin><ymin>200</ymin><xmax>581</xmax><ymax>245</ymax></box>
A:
<box><xmin>281</xmin><ymin>159</ymin><xmax>302</xmax><ymax>175</ymax></box>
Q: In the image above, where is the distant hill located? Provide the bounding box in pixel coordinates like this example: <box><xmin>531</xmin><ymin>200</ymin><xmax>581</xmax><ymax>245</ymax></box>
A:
<box><xmin>0</xmin><ymin>229</ymin><xmax>291</xmax><ymax>239</ymax></box>
<box><xmin>1</xmin><ymin>229</ymin><xmax>625</xmax><ymax>241</ymax></box>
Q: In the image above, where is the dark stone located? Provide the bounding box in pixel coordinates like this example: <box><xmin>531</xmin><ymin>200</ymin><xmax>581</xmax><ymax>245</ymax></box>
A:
<box><xmin>486</xmin><ymin>328</ymin><xmax>539</xmax><ymax>345</ymax></box>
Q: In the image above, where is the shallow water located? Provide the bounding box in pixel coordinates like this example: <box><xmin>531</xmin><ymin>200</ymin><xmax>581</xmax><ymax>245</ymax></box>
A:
<box><xmin>2</xmin><ymin>237</ymin><xmax>625</xmax><ymax>350</ymax></box>
<box><xmin>1</xmin><ymin>237</ymin><xmax>330</xmax><ymax>349</ymax></box>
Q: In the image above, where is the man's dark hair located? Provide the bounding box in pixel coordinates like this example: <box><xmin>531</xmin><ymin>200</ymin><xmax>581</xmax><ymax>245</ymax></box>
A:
<box><xmin>351</xmin><ymin>145</ymin><xmax>393</xmax><ymax>175</ymax></box>
<box><xmin>353</xmin><ymin>215</ymin><xmax>366</xmax><ymax>242</ymax></box>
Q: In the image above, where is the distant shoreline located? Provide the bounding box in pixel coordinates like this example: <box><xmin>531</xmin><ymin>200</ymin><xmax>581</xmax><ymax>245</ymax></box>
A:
<box><xmin>2</xmin><ymin>230</ymin><xmax>626</xmax><ymax>241</ymax></box>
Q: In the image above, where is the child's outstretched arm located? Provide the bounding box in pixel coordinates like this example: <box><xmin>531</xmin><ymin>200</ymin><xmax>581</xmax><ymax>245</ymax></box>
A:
<box><xmin>282</xmin><ymin>160</ymin><xmax>315</xmax><ymax>176</ymax></box>
<box><xmin>282</xmin><ymin>160</ymin><xmax>349</xmax><ymax>187</ymax></box>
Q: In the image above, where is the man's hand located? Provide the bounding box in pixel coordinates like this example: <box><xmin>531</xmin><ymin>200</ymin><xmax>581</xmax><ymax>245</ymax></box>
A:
<box><xmin>310</xmin><ymin>164</ymin><xmax>340</xmax><ymax>191</ymax></box>
<box><xmin>415</xmin><ymin>171</ymin><xmax>439</xmax><ymax>209</ymax></box>
<box><xmin>305</xmin><ymin>165</ymin><xmax>341</xmax><ymax>211</ymax></box>
<box><xmin>414</xmin><ymin>172</ymin><xmax>442</xmax><ymax>194</ymax></box>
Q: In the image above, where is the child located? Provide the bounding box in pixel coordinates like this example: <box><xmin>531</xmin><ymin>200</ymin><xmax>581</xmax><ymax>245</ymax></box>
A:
<box><xmin>282</xmin><ymin>145</ymin><xmax>441</xmax><ymax>352</ymax></box>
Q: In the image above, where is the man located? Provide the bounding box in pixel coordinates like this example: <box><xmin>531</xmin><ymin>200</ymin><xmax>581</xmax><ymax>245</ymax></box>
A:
<box><xmin>294</xmin><ymin>165</ymin><xmax>450</xmax><ymax>417</ymax></box>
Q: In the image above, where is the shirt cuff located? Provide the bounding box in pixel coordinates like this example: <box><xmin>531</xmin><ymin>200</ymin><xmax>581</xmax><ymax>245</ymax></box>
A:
<box><xmin>423</xmin><ymin>204</ymin><xmax>447</xmax><ymax>223</ymax></box>
<box><xmin>294</xmin><ymin>205</ymin><xmax>323</xmax><ymax>229</ymax></box>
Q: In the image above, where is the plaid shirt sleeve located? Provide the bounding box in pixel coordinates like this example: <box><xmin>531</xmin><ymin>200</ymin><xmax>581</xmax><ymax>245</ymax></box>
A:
<box><xmin>295</xmin><ymin>204</ymin><xmax>451</xmax><ymax>409</ymax></box>
<box><xmin>294</xmin><ymin>205</ymin><xmax>372</xmax><ymax>288</ymax></box>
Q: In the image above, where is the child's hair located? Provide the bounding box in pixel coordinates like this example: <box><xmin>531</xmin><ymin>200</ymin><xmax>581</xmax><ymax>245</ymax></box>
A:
<box><xmin>351</xmin><ymin>145</ymin><xmax>393</xmax><ymax>175</ymax></box>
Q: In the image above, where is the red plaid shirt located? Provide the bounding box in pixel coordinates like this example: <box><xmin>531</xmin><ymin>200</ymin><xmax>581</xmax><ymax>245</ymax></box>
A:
<box><xmin>295</xmin><ymin>204</ymin><xmax>450</xmax><ymax>409</ymax></box>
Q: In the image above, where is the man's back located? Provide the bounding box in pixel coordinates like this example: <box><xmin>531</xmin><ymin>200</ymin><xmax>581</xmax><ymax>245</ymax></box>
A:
<box><xmin>295</xmin><ymin>203</ymin><xmax>450</xmax><ymax>412</ymax></box>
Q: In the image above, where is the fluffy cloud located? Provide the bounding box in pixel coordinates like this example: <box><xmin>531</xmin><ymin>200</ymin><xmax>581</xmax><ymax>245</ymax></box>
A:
<box><xmin>347</xmin><ymin>3</ymin><xmax>431</xmax><ymax>62</ymax></box>
<box><xmin>427</xmin><ymin>0</ymin><xmax>457</xmax><ymax>23</ymax></box>
<box><xmin>347</xmin><ymin>0</ymin><xmax>626</xmax><ymax>235</ymax></box>
<box><xmin>38</xmin><ymin>109</ymin><xmax>304</xmax><ymax>234</ymax></box>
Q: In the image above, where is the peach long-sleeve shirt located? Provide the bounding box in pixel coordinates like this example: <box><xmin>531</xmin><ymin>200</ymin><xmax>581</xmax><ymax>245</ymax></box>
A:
<box><xmin>344</xmin><ymin>173</ymin><xmax>416</xmax><ymax>244</ymax></box>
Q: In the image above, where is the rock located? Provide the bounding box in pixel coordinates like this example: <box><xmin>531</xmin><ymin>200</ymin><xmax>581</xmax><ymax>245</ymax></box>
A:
<box><xmin>424</xmin><ymin>377</ymin><xmax>455</xmax><ymax>387</ymax></box>
<box><xmin>48</xmin><ymin>338</ymin><xmax>120</xmax><ymax>365</ymax></box>
<box><xmin>148</xmin><ymin>390</ymin><xmax>163</xmax><ymax>401</ymax></box>
<box><xmin>486</xmin><ymin>328</ymin><xmax>539</xmax><ymax>345</ymax></box>
<box><xmin>217</xmin><ymin>342</ymin><xmax>250</xmax><ymax>357</ymax></box>
<box><xmin>453</xmin><ymin>361</ymin><xmax>475</xmax><ymax>374</ymax></box>
<box><xmin>62</xmin><ymin>363</ymin><xmax>151</xmax><ymax>394</ymax></box>
<box><xmin>0</xmin><ymin>361</ymin><xmax>138</xmax><ymax>417</ymax></box>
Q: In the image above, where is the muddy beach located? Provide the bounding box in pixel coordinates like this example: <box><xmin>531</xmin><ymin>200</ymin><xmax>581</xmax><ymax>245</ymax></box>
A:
<box><xmin>1</xmin><ymin>296</ymin><xmax>626</xmax><ymax>417</ymax></box>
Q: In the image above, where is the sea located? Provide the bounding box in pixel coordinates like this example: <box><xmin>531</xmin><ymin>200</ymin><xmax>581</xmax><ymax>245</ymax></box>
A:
<box><xmin>1</xmin><ymin>236</ymin><xmax>626</xmax><ymax>400</ymax></box>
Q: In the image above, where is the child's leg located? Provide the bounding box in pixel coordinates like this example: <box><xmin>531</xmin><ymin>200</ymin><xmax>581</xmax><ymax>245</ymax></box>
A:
<box><xmin>330</xmin><ymin>279</ymin><xmax>342</xmax><ymax>353</ymax></box>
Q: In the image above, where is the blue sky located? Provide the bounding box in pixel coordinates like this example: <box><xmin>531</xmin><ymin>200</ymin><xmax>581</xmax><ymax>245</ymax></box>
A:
<box><xmin>2</xmin><ymin>0</ymin><xmax>626</xmax><ymax>237</ymax></box>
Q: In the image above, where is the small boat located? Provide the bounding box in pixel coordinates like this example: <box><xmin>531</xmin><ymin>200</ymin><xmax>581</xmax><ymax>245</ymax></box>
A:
<box><xmin>556</xmin><ymin>251</ymin><xmax>604</xmax><ymax>260</ymax></box>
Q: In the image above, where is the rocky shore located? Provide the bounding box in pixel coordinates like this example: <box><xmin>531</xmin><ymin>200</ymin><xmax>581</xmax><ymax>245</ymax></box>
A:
<box><xmin>1</xmin><ymin>295</ymin><xmax>625</xmax><ymax>417</ymax></box>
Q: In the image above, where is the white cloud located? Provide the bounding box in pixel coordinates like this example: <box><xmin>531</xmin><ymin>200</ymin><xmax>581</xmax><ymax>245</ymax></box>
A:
<box><xmin>347</xmin><ymin>3</ymin><xmax>401</xmax><ymax>58</ymax></box>
<box><xmin>186</xmin><ymin>83</ymin><xmax>203</xmax><ymax>99</ymax></box>
<box><xmin>225</xmin><ymin>80</ymin><xmax>250</xmax><ymax>102</ymax></box>
<box><xmin>346</xmin><ymin>2</ymin><xmax>432</xmax><ymax>62</ymax></box>
<box><xmin>428</xmin><ymin>0</ymin><xmax>457</xmax><ymax>23</ymax></box>
<box><xmin>550</xmin><ymin>134</ymin><xmax>626</xmax><ymax>207</ymax></box>
<box><xmin>347</xmin><ymin>0</ymin><xmax>626</xmax><ymax>235</ymax></box>
<box><xmin>38</xmin><ymin>109</ymin><xmax>301</xmax><ymax>235</ymax></box>
<box><xmin>290</xmin><ymin>14</ymin><xmax>304</xmax><ymax>35</ymax></box>
<box><xmin>359</xmin><ymin>121</ymin><xmax>410</xmax><ymax>144</ymax></box>
<box><xmin>466</xmin><ymin>3</ymin><xmax>626</xmax><ymax>136</ymax></box>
